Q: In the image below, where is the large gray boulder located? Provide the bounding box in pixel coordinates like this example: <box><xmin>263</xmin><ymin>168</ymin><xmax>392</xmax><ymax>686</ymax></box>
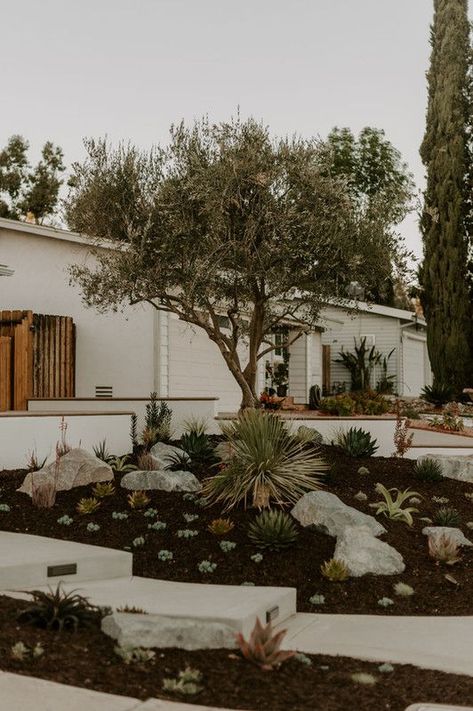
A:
<box><xmin>102</xmin><ymin>612</ymin><xmax>236</xmax><ymax>650</ymax></box>
<box><xmin>417</xmin><ymin>454</ymin><xmax>473</xmax><ymax>483</ymax></box>
<box><xmin>121</xmin><ymin>469</ymin><xmax>201</xmax><ymax>492</ymax></box>
<box><xmin>150</xmin><ymin>442</ymin><xmax>190</xmax><ymax>470</ymax></box>
<box><xmin>334</xmin><ymin>525</ymin><xmax>405</xmax><ymax>577</ymax></box>
<box><xmin>291</xmin><ymin>491</ymin><xmax>386</xmax><ymax>538</ymax></box>
<box><xmin>422</xmin><ymin>526</ymin><xmax>473</xmax><ymax>547</ymax></box>
<box><xmin>18</xmin><ymin>448</ymin><xmax>113</xmax><ymax>496</ymax></box>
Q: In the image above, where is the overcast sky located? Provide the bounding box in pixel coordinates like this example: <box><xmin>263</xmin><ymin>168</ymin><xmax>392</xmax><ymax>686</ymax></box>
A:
<box><xmin>2</xmin><ymin>0</ymin><xmax>469</xmax><ymax>258</ymax></box>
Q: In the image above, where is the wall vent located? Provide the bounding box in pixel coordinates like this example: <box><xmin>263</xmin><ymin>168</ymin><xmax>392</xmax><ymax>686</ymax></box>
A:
<box><xmin>95</xmin><ymin>385</ymin><xmax>113</xmax><ymax>398</ymax></box>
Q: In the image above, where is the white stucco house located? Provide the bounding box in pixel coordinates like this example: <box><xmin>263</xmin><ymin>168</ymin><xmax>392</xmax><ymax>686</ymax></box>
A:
<box><xmin>319</xmin><ymin>301</ymin><xmax>432</xmax><ymax>397</ymax></box>
<box><xmin>0</xmin><ymin>218</ymin><xmax>323</xmax><ymax>413</ymax></box>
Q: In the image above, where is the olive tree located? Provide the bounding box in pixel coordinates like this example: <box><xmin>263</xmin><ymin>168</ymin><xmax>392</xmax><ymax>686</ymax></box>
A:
<box><xmin>67</xmin><ymin>116</ymin><xmax>401</xmax><ymax>409</ymax></box>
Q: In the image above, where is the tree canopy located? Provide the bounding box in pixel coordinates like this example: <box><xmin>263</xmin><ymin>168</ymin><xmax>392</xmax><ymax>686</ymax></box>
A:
<box><xmin>0</xmin><ymin>135</ymin><xmax>64</xmax><ymax>223</ymax></box>
<box><xmin>67</xmin><ymin>116</ymin><xmax>408</xmax><ymax>408</ymax></box>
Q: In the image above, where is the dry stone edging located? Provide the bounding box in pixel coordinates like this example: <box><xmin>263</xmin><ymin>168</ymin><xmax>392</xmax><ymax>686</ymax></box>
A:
<box><xmin>120</xmin><ymin>469</ymin><xmax>201</xmax><ymax>492</ymax></box>
<box><xmin>18</xmin><ymin>448</ymin><xmax>113</xmax><ymax>496</ymax></box>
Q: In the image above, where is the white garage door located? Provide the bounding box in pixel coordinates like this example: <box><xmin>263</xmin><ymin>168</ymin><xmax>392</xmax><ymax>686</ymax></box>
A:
<box><xmin>402</xmin><ymin>336</ymin><xmax>428</xmax><ymax>397</ymax></box>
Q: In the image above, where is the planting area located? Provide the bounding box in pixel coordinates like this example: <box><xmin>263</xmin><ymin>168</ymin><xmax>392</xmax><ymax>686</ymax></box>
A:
<box><xmin>0</xmin><ymin>595</ymin><xmax>472</xmax><ymax>711</ymax></box>
<box><xmin>2</xmin><ymin>442</ymin><xmax>473</xmax><ymax>615</ymax></box>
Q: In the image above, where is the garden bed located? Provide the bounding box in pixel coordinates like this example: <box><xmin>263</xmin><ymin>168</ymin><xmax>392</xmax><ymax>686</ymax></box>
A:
<box><xmin>1</xmin><ymin>595</ymin><xmax>473</xmax><ymax>711</ymax></box>
<box><xmin>2</xmin><ymin>446</ymin><xmax>473</xmax><ymax>616</ymax></box>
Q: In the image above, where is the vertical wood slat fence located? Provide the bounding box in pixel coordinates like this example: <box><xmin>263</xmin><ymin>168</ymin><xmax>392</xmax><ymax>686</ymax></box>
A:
<box><xmin>0</xmin><ymin>310</ymin><xmax>75</xmax><ymax>411</ymax></box>
<box><xmin>322</xmin><ymin>344</ymin><xmax>331</xmax><ymax>396</ymax></box>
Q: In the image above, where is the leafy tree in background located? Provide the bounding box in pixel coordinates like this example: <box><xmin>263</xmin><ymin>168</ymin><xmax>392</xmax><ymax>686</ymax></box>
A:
<box><xmin>66</xmin><ymin>116</ymin><xmax>405</xmax><ymax>409</ymax></box>
<box><xmin>326</xmin><ymin>126</ymin><xmax>415</xmax><ymax>306</ymax></box>
<box><xmin>0</xmin><ymin>135</ymin><xmax>64</xmax><ymax>223</ymax></box>
<box><xmin>420</xmin><ymin>0</ymin><xmax>473</xmax><ymax>393</ymax></box>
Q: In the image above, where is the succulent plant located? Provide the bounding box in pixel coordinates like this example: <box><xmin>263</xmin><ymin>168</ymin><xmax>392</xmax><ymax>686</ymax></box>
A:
<box><xmin>198</xmin><ymin>560</ymin><xmax>217</xmax><ymax>573</ymax></box>
<box><xmin>369</xmin><ymin>484</ymin><xmax>420</xmax><ymax>526</ymax></box>
<box><xmin>320</xmin><ymin>558</ymin><xmax>350</xmax><ymax>582</ymax></box>
<box><xmin>393</xmin><ymin>582</ymin><xmax>414</xmax><ymax>597</ymax></box>
<box><xmin>414</xmin><ymin>459</ymin><xmax>443</xmax><ymax>482</ymax></box>
<box><xmin>236</xmin><ymin>617</ymin><xmax>295</xmax><ymax>670</ymax></box>
<box><xmin>148</xmin><ymin>520</ymin><xmax>167</xmax><ymax>532</ymax></box>
<box><xmin>207</xmin><ymin>518</ymin><xmax>234</xmax><ymax>535</ymax></box>
<box><xmin>112</xmin><ymin>511</ymin><xmax>129</xmax><ymax>520</ymax></box>
<box><xmin>428</xmin><ymin>533</ymin><xmax>462</xmax><ymax>565</ymax></box>
<box><xmin>219</xmin><ymin>540</ymin><xmax>237</xmax><ymax>552</ymax></box>
<box><xmin>335</xmin><ymin>427</ymin><xmax>379</xmax><ymax>458</ymax></box>
<box><xmin>433</xmin><ymin>506</ymin><xmax>461</xmax><ymax>527</ymax></box>
<box><xmin>115</xmin><ymin>645</ymin><xmax>155</xmax><ymax>664</ymax></box>
<box><xmin>162</xmin><ymin>667</ymin><xmax>203</xmax><ymax>696</ymax></box>
<box><xmin>127</xmin><ymin>490</ymin><xmax>150</xmax><ymax>509</ymax></box>
<box><xmin>57</xmin><ymin>514</ymin><xmax>73</xmax><ymax>526</ymax></box>
<box><xmin>86</xmin><ymin>522</ymin><xmax>100</xmax><ymax>533</ymax></box>
<box><xmin>177</xmin><ymin>529</ymin><xmax>199</xmax><ymax>539</ymax></box>
<box><xmin>158</xmin><ymin>549</ymin><xmax>173</xmax><ymax>561</ymax></box>
<box><xmin>91</xmin><ymin>482</ymin><xmax>116</xmax><ymax>498</ymax></box>
<box><xmin>108</xmin><ymin>454</ymin><xmax>138</xmax><ymax>473</ymax></box>
<box><xmin>76</xmin><ymin>497</ymin><xmax>101</xmax><ymax>515</ymax></box>
<box><xmin>377</xmin><ymin>597</ymin><xmax>394</xmax><ymax>607</ymax></box>
<box><xmin>247</xmin><ymin>510</ymin><xmax>299</xmax><ymax>551</ymax></box>
<box><xmin>17</xmin><ymin>584</ymin><xmax>103</xmax><ymax>631</ymax></box>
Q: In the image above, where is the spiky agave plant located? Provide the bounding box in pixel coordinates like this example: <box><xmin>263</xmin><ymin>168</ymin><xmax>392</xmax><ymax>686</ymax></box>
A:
<box><xmin>236</xmin><ymin>617</ymin><xmax>295</xmax><ymax>670</ymax></box>
<box><xmin>335</xmin><ymin>427</ymin><xmax>379</xmax><ymax>458</ymax></box>
<box><xmin>17</xmin><ymin>584</ymin><xmax>104</xmax><ymax>631</ymax></box>
<box><xmin>202</xmin><ymin>410</ymin><xmax>327</xmax><ymax>510</ymax></box>
<box><xmin>369</xmin><ymin>484</ymin><xmax>421</xmax><ymax>526</ymax></box>
<box><xmin>247</xmin><ymin>510</ymin><xmax>299</xmax><ymax>550</ymax></box>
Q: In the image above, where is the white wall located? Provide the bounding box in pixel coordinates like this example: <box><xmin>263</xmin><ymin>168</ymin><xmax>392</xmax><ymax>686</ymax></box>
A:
<box><xmin>288</xmin><ymin>332</ymin><xmax>322</xmax><ymax>404</ymax></box>
<box><xmin>0</xmin><ymin>413</ymin><xmax>131</xmax><ymax>469</ymax></box>
<box><xmin>285</xmin><ymin>416</ymin><xmax>398</xmax><ymax>457</ymax></box>
<box><xmin>0</xmin><ymin>227</ymin><xmax>155</xmax><ymax>398</ymax></box>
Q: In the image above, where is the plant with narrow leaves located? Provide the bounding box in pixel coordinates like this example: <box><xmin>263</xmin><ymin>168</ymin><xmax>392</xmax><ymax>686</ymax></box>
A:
<box><xmin>31</xmin><ymin>477</ymin><xmax>56</xmax><ymax>509</ymax></box>
<box><xmin>369</xmin><ymin>484</ymin><xmax>420</xmax><ymax>526</ymax></box>
<box><xmin>335</xmin><ymin>427</ymin><xmax>379</xmax><ymax>458</ymax></box>
<box><xmin>421</xmin><ymin>384</ymin><xmax>454</xmax><ymax>406</ymax></box>
<box><xmin>130</xmin><ymin>414</ymin><xmax>138</xmax><ymax>449</ymax></box>
<box><xmin>320</xmin><ymin>558</ymin><xmax>350</xmax><ymax>582</ymax></box>
<box><xmin>76</xmin><ymin>497</ymin><xmax>101</xmax><ymax>515</ymax></box>
<box><xmin>247</xmin><ymin>510</ymin><xmax>299</xmax><ymax>551</ymax></box>
<box><xmin>92</xmin><ymin>482</ymin><xmax>115</xmax><ymax>498</ymax></box>
<box><xmin>136</xmin><ymin>453</ymin><xmax>156</xmax><ymax>471</ymax></box>
<box><xmin>434</xmin><ymin>506</ymin><xmax>461</xmax><ymax>527</ymax></box>
<box><xmin>414</xmin><ymin>459</ymin><xmax>443</xmax><ymax>482</ymax></box>
<box><xmin>179</xmin><ymin>431</ymin><xmax>216</xmax><ymax>466</ymax></box>
<box><xmin>207</xmin><ymin>518</ymin><xmax>234</xmax><ymax>536</ymax></box>
<box><xmin>295</xmin><ymin>425</ymin><xmax>323</xmax><ymax>445</ymax></box>
<box><xmin>163</xmin><ymin>667</ymin><xmax>203</xmax><ymax>696</ymax></box>
<box><xmin>127</xmin><ymin>491</ymin><xmax>150</xmax><ymax>509</ymax></box>
<box><xmin>144</xmin><ymin>393</ymin><xmax>173</xmax><ymax>444</ymax></box>
<box><xmin>17</xmin><ymin>585</ymin><xmax>103</xmax><ymax>631</ymax></box>
<box><xmin>236</xmin><ymin>617</ymin><xmax>295</xmax><ymax>670</ymax></box>
<box><xmin>108</xmin><ymin>454</ymin><xmax>137</xmax><ymax>473</ymax></box>
<box><xmin>26</xmin><ymin>449</ymin><xmax>47</xmax><ymax>473</ymax></box>
<box><xmin>93</xmin><ymin>439</ymin><xmax>110</xmax><ymax>462</ymax></box>
<box><xmin>203</xmin><ymin>410</ymin><xmax>326</xmax><ymax>510</ymax></box>
<box><xmin>428</xmin><ymin>533</ymin><xmax>462</xmax><ymax>565</ymax></box>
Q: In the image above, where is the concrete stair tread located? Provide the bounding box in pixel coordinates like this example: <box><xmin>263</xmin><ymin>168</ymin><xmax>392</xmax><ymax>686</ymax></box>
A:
<box><xmin>0</xmin><ymin>531</ymin><xmax>132</xmax><ymax>589</ymax></box>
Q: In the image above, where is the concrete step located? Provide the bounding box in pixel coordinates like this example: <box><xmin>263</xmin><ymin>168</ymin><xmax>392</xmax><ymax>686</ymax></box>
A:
<box><xmin>8</xmin><ymin>575</ymin><xmax>296</xmax><ymax>637</ymax></box>
<box><xmin>0</xmin><ymin>532</ymin><xmax>132</xmax><ymax>589</ymax></box>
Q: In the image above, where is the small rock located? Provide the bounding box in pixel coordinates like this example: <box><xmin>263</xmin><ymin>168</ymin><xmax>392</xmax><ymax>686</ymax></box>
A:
<box><xmin>150</xmin><ymin>442</ymin><xmax>190</xmax><ymax>470</ymax></box>
<box><xmin>18</xmin><ymin>448</ymin><xmax>113</xmax><ymax>496</ymax></box>
<box><xmin>422</xmin><ymin>526</ymin><xmax>473</xmax><ymax>547</ymax></box>
<box><xmin>121</xmin><ymin>469</ymin><xmax>201</xmax><ymax>492</ymax></box>
<box><xmin>334</xmin><ymin>525</ymin><xmax>405</xmax><ymax>577</ymax></box>
<box><xmin>291</xmin><ymin>491</ymin><xmax>385</xmax><ymax>538</ymax></box>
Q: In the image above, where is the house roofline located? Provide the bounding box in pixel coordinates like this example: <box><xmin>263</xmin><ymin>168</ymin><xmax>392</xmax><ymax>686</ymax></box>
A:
<box><xmin>0</xmin><ymin>216</ymin><xmax>119</xmax><ymax>250</ymax></box>
<box><xmin>323</xmin><ymin>298</ymin><xmax>426</xmax><ymax>327</ymax></box>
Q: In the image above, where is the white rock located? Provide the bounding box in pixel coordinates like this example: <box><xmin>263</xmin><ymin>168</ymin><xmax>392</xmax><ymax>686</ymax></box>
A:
<box><xmin>150</xmin><ymin>442</ymin><xmax>190</xmax><ymax>470</ymax></box>
<box><xmin>18</xmin><ymin>448</ymin><xmax>113</xmax><ymax>496</ymax></box>
<box><xmin>120</xmin><ymin>469</ymin><xmax>201</xmax><ymax>492</ymax></box>
<box><xmin>334</xmin><ymin>525</ymin><xmax>405</xmax><ymax>577</ymax></box>
<box><xmin>422</xmin><ymin>526</ymin><xmax>473</xmax><ymax>547</ymax></box>
<box><xmin>291</xmin><ymin>491</ymin><xmax>385</xmax><ymax>538</ymax></box>
<box><xmin>417</xmin><ymin>454</ymin><xmax>473</xmax><ymax>483</ymax></box>
<box><xmin>102</xmin><ymin>611</ymin><xmax>236</xmax><ymax>650</ymax></box>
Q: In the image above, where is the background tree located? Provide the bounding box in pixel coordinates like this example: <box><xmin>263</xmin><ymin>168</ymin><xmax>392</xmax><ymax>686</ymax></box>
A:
<box><xmin>66</xmin><ymin>116</ymin><xmax>405</xmax><ymax>409</ymax></box>
<box><xmin>420</xmin><ymin>0</ymin><xmax>473</xmax><ymax>393</ymax></box>
<box><xmin>0</xmin><ymin>135</ymin><xmax>64</xmax><ymax>223</ymax></box>
<box><xmin>326</xmin><ymin>126</ymin><xmax>415</xmax><ymax>305</ymax></box>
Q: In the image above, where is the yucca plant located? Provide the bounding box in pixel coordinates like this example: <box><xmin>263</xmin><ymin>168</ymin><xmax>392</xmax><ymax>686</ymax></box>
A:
<box><xmin>247</xmin><ymin>510</ymin><xmax>299</xmax><ymax>551</ymax></box>
<box><xmin>421</xmin><ymin>383</ymin><xmax>455</xmax><ymax>406</ymax></box>
<box><xmin>202</xmin><ymin>410</ymin><xmax>327</xmax><ymax>510</ymax></box>
<box><xmin>428</xmin><ymin>533</ymin><xmax>462</xmax><ymax>565</ymax></box>
<box><xmin>207</xmin><ymin>518</ymin><xmax>234</xmax><ymax>535</ymax></box>
<box><xmin>93</xmin><ymin>439</ymin><xmax>110</xmax><ymax>462</ymax></box>
<box><xmin>17</xmin><ymin>585</ymin><xmax>103</xmax><ymax>631</ymax></box>
<box><xmin>236</xmin><ymin>617</ymin><xmax>295</xmax><ymax>670</ymax></box>
<box><xmin>433</xmin><ymin>506</ymin><xmax>461</xmax><ymax>527</ymax></box>
<box><xmin>320</xmin><ymin>558</ymin><xmax>350</xmax><ymax>582</ymax></box>
<box><xmin>414</xmin><ymin>459</ymin><xmax>443</xmax><ymax>482</ymax></box>
<box><xmin>335</xmin><ymin>427</ymin><xmax>379</xmax><ymax>458</ymax></box>
<box><xmin>127</xmin><ymin>490</ymin><xmax>150</xmax><ymax>509</ymax></box>
<box><xmin>369</xmin><ymin>484</ymin><xmax>420</xmax><ymax>526</ymax></box>
<box><xmin>76</xmin><ymin>497</ymin><xmax>101</xmax><ymax>515</ymax></box>
<box><xmin>92</xmin><ymin>482</ymin><xmax>116</xmax><ymax>498</ymax></box>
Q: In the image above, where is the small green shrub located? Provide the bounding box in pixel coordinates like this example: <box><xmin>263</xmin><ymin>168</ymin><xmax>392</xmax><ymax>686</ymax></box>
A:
<box><xmin>18</xmin><ymin>585</ymin><xmax>103</xmax><ymax>631</ymax></box>
<box><xmin>76</xmin><ymin>497</ymin><xmax>101</xmax><ymax>515</ymax></box>
<box><xmin>335</xmin><ymin>427</ymin><xmax>379</xmax><ymax>458</ymax></box>
<box><xmin>320</xmin><ymin>394</ymin><xmax>356</xmax><ymax>416</ymax></box>
<box><xmin>421</xmin><ymin>383</ymin><xmax>455</xmax><ymax>406</ymax></box>
<box><xmin>247</xmin><ymin>510</ymin><xmax>299</xmax><ymax>550</ymax></box>
<box><xmin>92</xmin><ymin>482</ymin><xmax>115</xmax><ymax>498</ymax></box>
<box><xmin>414</xmin><ymin>459</ymin><xmax>443</xmax><ymax>482</ymax></box>
<box><xmin>434</xmin><ymin>506</ymin><xmax>461</xmax><ymax>527</ymax></box>
<box><xmin>178</xmin><ymin>431</ymin><xmax>216</xmax><ymax>466</ymax></box>
<box><xmin>320</xmin><ymin>558</ymin><xmax>350</xmax><ymax>581</ymax></box>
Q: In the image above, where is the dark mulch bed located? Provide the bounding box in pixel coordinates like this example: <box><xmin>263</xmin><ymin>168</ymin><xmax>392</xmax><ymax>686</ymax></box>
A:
<box><xmin>2</xmin><ymin>446</ymin><xmax>473</xmax><ymax>615</ymax></box>
<box><xmin>1</xmin><ymin>595</ymin><xmax>473</xmax><ymax>711</ymax></box>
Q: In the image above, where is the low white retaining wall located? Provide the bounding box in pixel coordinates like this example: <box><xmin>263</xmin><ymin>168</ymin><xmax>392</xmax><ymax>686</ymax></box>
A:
<box><xmin>407</xmin><ymin>446</ymin><xmax>473</xmax><ymax>460</ymax></box>
<box><xmin>0</xmin><ymin>412</ymin><xmax>132</xmax><ymax>469</ymax></box>
<box><xmin>28</xmin><ymin>397</ymin><xmax>220</xmax><ymax>436</ymax></box>
<box><xmin>286</xmin><ymin>417</ymin><xmax>398</xmax><ymax>457</ymax></box>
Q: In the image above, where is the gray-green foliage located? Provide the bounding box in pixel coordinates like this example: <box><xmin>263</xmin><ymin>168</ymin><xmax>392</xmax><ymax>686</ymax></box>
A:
<box><xmin>414</xmin><ymin>459</ymin><xmax>443</xmax><ymax>482</ymax></box>
<box><xmin>335</xmin><ymin>427</ymin><xmax>379</xmax><ymax>458</ymax></box>
<box><xmin>66</xmin><ymin>116</ymin><xmax>406</xmax><ymax>409</ymax></box>
<box><xmin>247</xmin><ymin>509</ymin><xmax>299</xmax><ymax>551</ymax></box>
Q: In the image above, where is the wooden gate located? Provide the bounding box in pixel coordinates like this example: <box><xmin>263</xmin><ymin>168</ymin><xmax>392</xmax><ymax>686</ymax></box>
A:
<box><xmin>0</xmin><ymin>310</ymin><xmax>75</xmax><ymax>411</ymax></box>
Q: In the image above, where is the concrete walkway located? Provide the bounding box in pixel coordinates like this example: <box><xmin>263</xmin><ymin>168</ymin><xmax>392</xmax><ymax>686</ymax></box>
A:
<box><xmin>280</xmin><ymin>613</ymin><xmax>473</xmax><ymax>677</ymax></box>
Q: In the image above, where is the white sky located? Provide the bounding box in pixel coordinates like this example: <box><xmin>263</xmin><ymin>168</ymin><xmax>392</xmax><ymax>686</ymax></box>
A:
<box><xmin>2</xmin><ymin>0</ymin><xmax>469</xmax><ymax>258</ymax></box>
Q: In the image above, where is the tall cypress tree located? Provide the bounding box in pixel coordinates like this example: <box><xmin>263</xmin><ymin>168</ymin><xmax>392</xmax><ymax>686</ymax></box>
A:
<box><xmin>420</xmin><ymin>0</ymin><xmax>473</xmax><ymax>393</ymax></box>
